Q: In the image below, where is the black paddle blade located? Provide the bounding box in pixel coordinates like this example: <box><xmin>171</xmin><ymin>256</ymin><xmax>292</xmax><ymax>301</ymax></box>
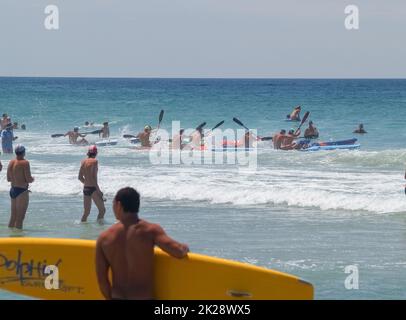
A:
<box><xmin>158</xmin><ymin>110</ymin><xmax>164</xmax><ymax>123</ymax></box>
<box><xmin>260</xmin><ymin>136</ymin><xmax>273</xmax><ymax>141</ymax></box>
<box><xmin>123</xmin><ymin>134</ymin><xmax>136</xmax><ymax>139</ymax></box>
<box><xmin>51</xmin><ymin>134</ymin><xmax>64</xmax><ymax>138</ymax></box>
<box><xmin>300</xmin><ymin>111</ymin><xmax>310</xmax><ymax>125</ymax></box>
<box><xmin>196</xmin><ymin>122</ymin><xmax>206</xmax><ymax>130</ymax></box>
<box><xmin>233</xmin><ymin>117</ymin><xmax>244</xmax><ymax>127</ymax></box>
<box><xmin>211</xmin><ymin>120</ymin><xmax>225</xmax><ymax>131</ymax></box>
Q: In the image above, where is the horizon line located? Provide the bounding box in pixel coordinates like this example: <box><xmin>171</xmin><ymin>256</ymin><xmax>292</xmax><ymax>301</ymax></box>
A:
<box><xmin>1</xmin><ymin>76</ymin><xmax>406</xmax><ymax>80</ymax></box>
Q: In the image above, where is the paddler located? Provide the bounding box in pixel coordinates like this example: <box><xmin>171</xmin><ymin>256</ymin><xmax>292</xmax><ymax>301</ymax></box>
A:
<box><xmin>189</xmin><ymin>126</ymin><xmax>204</xmax><ymax>150</ymax></box>
<box><xmin>171</xmin><ymin>128</ymin><xmax>185</xmax><ymax>150</ymax></box>
<box><xmin>96</xmin><ymin>187</ymin><xmax>189</xmax><ymax>300</ymax></box>
<box><xmin>135</xmin><ymin>125</ymin><xmax>153</xmax><ymax>147</ymax></box>
<box><xmin>99</xmin><ymin>122</ymin><xmax>110</xmax><ymax>139</ymax></box>
<box><xmin>287</xmin><ymin>106</ymin><xmax>301</xmax><ymax>121</ymax></box>
<box><xmin>280</xmin><ymin>128</ymin><xmax>302</xmax><ymax>150</ymax></box>
<box><xmin>304</xmin><ymin>121</ymin><xmax>319</xmax><ymax>139</ymax></box>
<box><xmin>243</xmin><ymin>131</ymin><xmax>256</xmax><ymax>148</ymax></box>
<box><xmin>64</xmin><ymin>127</ymin><xmax>88</xmax><ymax>145</ymax></box>
<box><xmin>354</xmin><ymin>123</ymin><xmax>367</xmax><ymax>134</ymax></box>
<box><xmin>272</xmin><ymin>129</ymin><xmax>286</xmax><ymax>149</ymax></box>
<box><xmin>78</xmin><ymin>145</ymin><xmax>106</xmax><ymax>223</ymax></box>
<box><xmin>7</xmin><ymin>145</ymin><xmax>34</xmax><ymax>230</ymax></box>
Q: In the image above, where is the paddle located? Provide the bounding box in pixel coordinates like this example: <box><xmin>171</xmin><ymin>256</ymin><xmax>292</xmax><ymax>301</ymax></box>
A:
<box><xmin>81</xmin><ymin>129</ymin><xmax>101</xmax><ymax>135</ymax></box>
<box><xmin>204</xmin><ymin>120</ymin><xmax>225</xmax><ymax>137</ymax></box>
<box><xmin>294</xmin><ymin>111</ymin><xmax>310</xmax><ymax>135</ymax></box>
<box><xmin>51</xmin><ymin>134</ymin><xmax>64</xmax><ymax>138</ymax></box>
<box><xmin>232</xmin><ymin>118</ymin><xmax>271</xmax><ymax>141</ymax></box>
<box><xmin>123</xmin><ymin>134</ymin><xmax>136</xmax><ymax>139</ymax></box>
<box><xmin>153</xmin><ymin>110</ymin><xmax>165</xmax><ymax>144</ymax></box>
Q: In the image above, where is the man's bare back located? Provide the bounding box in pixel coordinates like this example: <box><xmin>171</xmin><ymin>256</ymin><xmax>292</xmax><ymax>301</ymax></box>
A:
<box><xmin>79</xmin><ymin>158</ymin><xmax>98</xmax><ymax>187</ymax></box>
<box><xmin>7</xmin><ymin>159</ymin><xmax>33</xmax><ymax>188</ymax></box>
<box><xmin>96</xmin><ymin>187</ymin><xmax>188</xmax><ymax>300</ymax></box>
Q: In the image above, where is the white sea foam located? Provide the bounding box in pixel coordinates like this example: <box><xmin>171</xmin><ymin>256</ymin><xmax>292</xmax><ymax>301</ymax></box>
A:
<box><xmin>1</xmin><ymin>154</ymin><xmax>404</xmax><ymax>214</ymax></box>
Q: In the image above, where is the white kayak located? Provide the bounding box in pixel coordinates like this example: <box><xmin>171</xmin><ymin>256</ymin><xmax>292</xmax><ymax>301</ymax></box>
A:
<box><xmin>95</xmin><ymin>139</ymin><xmax>118</xmax><ymax>146</ymax></box>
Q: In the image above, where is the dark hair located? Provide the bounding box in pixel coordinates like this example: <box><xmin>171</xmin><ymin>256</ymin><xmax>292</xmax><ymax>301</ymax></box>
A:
<box><xmin>114</xmin><ymin>187</ymin><xmax>140</xmax><ymax>213</ymax></box>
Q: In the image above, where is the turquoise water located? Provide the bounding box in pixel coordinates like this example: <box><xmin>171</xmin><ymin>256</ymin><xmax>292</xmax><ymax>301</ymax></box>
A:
<box><xmin>1</xmin><ymin>78</ymin><xmax>406</xmax><ymax>299</ymax></box>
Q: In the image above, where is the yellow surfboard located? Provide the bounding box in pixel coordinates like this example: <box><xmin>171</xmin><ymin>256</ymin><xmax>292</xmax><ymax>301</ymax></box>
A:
<box><xmin>0</xmin><ymin>238</ymin><xmax>313</xmax><ymax>300</ymax></box>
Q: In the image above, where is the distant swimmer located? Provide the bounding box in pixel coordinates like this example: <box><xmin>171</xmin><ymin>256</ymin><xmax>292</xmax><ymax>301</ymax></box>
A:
<box><xmin>304</xmin><ymin>121</ymin><xmax>319</xmax><ymax>139</ymax></box>
<box><xmin>64</xmin><ymin>127</ymin><xmax>88</xmax><ymax>145</ymax></box>
<box><xmin>78</xmin><ymin>145</ymin><xmax>106</xmax><ymax>223</ymax></box>
<box><xmin>171</xmin><ymin>128</ymin><xmax>185</xmax><ymax>150</ymax></box>
<box><xmin>272</xmin><ymin>129</ymin><xmax>287</xmax><ymax>149</ymax></box>
<box><xmin>136</xmin><ymin>125</ymin><xmax>153</xmax><ymax>147</ymax></box>
<box><xmin>99</xmin><ymin>122</ymin><xmax>110</xmax><ymax>139</ymax></box>
<box><xmin>280</xmin><ymin>129</ymin><xmax>302</xmax><ymax>150</ymax></box>
<box><xmin>1</xmin><ymin>123</ymin><xmax>18</xmax><ymax>154</ymax></box>
<box><xmin>21</xmin><ymin>124</ymin><xmax>26</xmax><ymax>130</ymax></box>
<box><xmin>7</xmin><ymin>145</ymin><xmax>34</xmax><ymax>230</ymax></box>
<box><xmin>287</xmin><ymin>106</ymin><xmax>301</xmax><ymax>121</ymax></box>
<box><xmin>354</xmin><ymin>124</ymin><xmax>367</xmax><ymax>134</ymax></box>
<box><xmin>95</xmin><ymin>187</ymin><xmax>189</xmax><ymax>300</ymax></box>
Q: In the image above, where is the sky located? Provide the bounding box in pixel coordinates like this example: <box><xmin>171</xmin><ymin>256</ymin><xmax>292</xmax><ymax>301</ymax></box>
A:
<box><xmin>0</xmin><ymin>0</ymin><xmax>405</xmax><ymax>78</ymax></box>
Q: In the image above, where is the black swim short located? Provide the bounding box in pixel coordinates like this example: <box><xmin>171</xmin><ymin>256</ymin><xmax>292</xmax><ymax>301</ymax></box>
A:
<box><xmin>9</xmin><ymin>187</ymin><xmax>28</xmax><ymax>199</ymax></box>
<box><xmin>83</xmin><ymin>186</ymin><xmax>97</xmax><ymax>197</ymax></box>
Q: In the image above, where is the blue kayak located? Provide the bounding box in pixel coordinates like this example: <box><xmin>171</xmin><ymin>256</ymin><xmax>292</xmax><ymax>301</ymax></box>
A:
<box><xmin>311</xmin><ymin>138</ymin><xmax>357</xmax><ymax>147</ymax></box>
<box><xmin>301</xmin><ymin>144</ymin><xmax>360</xmax><ymax>152</ymax></box>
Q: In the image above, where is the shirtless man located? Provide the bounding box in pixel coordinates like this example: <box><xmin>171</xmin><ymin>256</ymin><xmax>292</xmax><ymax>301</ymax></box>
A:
<box><xmin>171</xmin><ymin>128</ymin><xmax>185</xmax><ymax>150</ymax></box>
<box><xmin>136</xmin><ymin>125</ymin><xmax>153</xmax><ymax>148</ymax></box>
<box><xmin>99</xmin><ymin>122</ymin><xmax>110</xmax><ymax>139</ymax></box>
<box><xmin>272</xmin><ymin>129</ymin><xmax>286</xmax><ymax>149</ymax></box>
<box><xmin>280</xmin><ymin>129</ymin><xmax>301</xmax><ymax>150</ymax></box>
<box><xmin>78</xmin><ymin>145</ymin><xmax>106</xmax><ymax>223</ymax></box>
<box><xmin>7</xmin><ymin>145</ymin><xmax>34</xmax><ymax>230</ymax></box>
<box><xmin>96</xmin><ymin>187</ymin><xmax>189</xmax><ymax>300</ymax></box>
<box><xmin>65</xmin><ymin>127</ymin><xmax>88</xmax><ymax>145</ymax></box>
<box><xmin>189</xmin><ymin>127</ymin><xmax>204</xmax><ymax>150</ymax></box>
<box><xmin>304</xmin><ymin>121</ymin><xmax>319</xmax><ymax>139</ymax></box>
<box><xmin>287</xmin><ymin>106</ymin><xmax>301</xmax><ymax>121</ymax></box>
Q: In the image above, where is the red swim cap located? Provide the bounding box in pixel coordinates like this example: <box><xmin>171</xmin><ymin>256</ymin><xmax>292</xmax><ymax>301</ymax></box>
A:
<box><xmin>88</xmin><ymin>145</ymin><xmax>98</xmax><ymax>154</ymax></box>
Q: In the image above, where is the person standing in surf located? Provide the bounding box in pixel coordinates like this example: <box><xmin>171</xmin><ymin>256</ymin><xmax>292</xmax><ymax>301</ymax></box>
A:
<box><xmin>96</xmin><ymin>187</ymin><xmax>189</xmax><ymax>300</ymax></box>
<box><xmin>1</xmin><ymin>123</ymin><xmax>18</xmax><ymax>154</ymax></box>
<box><xmin>99</xmin><ymin>122</ymin><xmax>110</xmax><ymax>139</ymax></box>
<box><xmin>7</xmin><ymin>145</ymin><xmax>34</xmax><ymax>230</ymax></box>
<box><xmin>78</xmin><ymin>145</ymin><xmax>106</xmax><ymax>223</ymax></box>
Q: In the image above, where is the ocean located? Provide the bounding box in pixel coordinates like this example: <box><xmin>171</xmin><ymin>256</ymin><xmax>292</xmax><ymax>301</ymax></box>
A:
<box><xmin>1</xmin><ymin>77</ymin><xmax>406</xmax><ymax>299</ymax></box>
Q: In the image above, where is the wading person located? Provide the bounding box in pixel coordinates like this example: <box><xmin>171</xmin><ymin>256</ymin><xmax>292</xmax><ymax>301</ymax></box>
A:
<box><xmin>96</xmin><ymin>187</ymin><xmax>189</xmax><ymax>300</ymax></box>
<box><xmin>78</xmin><ymin>145</ymin><xmax>106</xmax><ymax>223</ymax></box>
<box><xmin>7</xmin><ymin>145</ymin><xmax>34</xmax><ymax>230</ymax></box>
